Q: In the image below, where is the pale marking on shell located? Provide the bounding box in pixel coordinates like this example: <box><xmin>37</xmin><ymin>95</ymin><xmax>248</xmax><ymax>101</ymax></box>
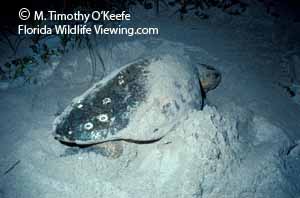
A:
<box><xmin>84</xmin><ymin>122</ymin><xmax>94</xmax><ymax>130</ymax></box>
<box><xmin>91</xmin><ymin>131</ymin><xmax>102</xmax><ymax>139</ymax></box>
<box><xmin>109</xmin><ymin>117</ymin><xmax>116</xmax><ymax>126</ymax></box>
<box><xmin>123</xmin><ymin>94</ymin><xmax>131</xmax><ymax>102</ymax></box>
<box><xmin>77</xmin><ymin>104</ymin><xmax>83</xmax><ymax>109</ymax></box>
<box><xmin>97</xmin><ymin>114</ymin><xmax>109</xmax><ymax>122</ymax></box>
<box><xmin>68</xmin><ymin>131</ymin><xmax>73</xmax><ymax>135</ymax></box>
<box><xmin>102</xmin><ymin>98</ymin><xmax>111</xmax><ymax>105</ymax></box>
<box><xmin>118</xmin><ymin>79</ymin><xmax>125</xmax><ymax>85</ymax></box>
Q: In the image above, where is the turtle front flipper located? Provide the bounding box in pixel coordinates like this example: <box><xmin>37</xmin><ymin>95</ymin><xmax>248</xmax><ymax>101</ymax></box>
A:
<box><xmin>93</xmin><ymin>141</ymin><xmax>124</xmax><ymax>159</ymax></box>
<box><xmin>59</xmin><ymin>141</ymin><xmax>124</xmax><ymax>159</ymax></box>
<box><xmin>197</xmin><ymin>64</ymin><xmax>222</xmax><ymax>93</ymax></box>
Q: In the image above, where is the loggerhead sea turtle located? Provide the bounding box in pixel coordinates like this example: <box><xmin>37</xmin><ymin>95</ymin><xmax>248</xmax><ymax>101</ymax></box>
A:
<box><xmin>53</xmin><ymin>55</ymin><xmax>221</xmax><ymax>158</ymax></box>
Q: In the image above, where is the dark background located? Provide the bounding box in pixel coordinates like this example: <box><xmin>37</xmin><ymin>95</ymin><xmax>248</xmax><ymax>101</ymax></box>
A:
<box><xmin>1</xmin><ymin>0</ymin><xmax>300</xmax><ymax>29</ymax></box>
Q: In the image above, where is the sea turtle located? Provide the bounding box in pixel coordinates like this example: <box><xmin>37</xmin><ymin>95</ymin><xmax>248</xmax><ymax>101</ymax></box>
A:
<box><xmin>53</xmin><ymin>55</ymin><xmax>221</xmax><ymax>158</ymax></box>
